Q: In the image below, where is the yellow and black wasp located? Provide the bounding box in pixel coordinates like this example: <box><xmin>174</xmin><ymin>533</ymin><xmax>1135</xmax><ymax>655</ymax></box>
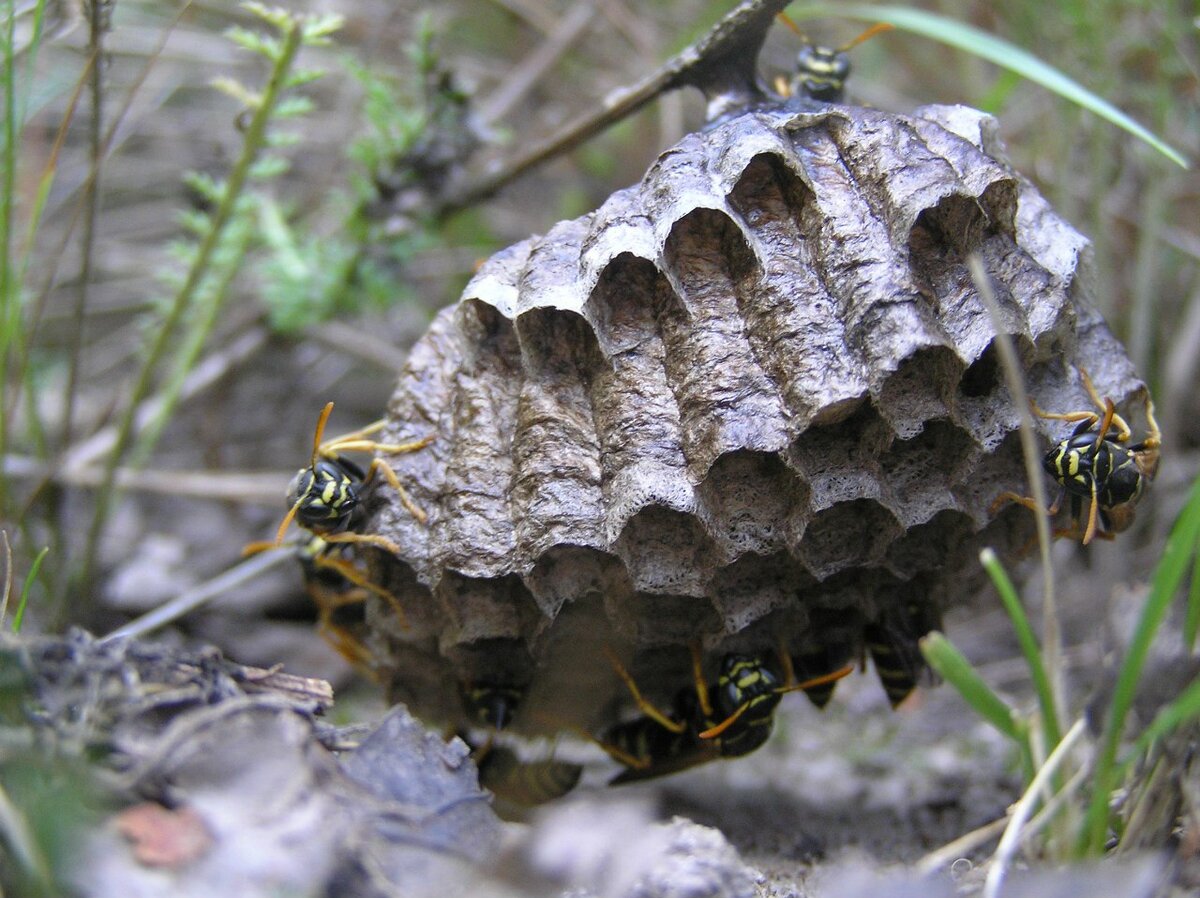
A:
<box><xmin>774</xmin><ymin>15</ymin><xmax>894</xmax><ymax>103</ymax></box>
<box><xmin>241</xmin><ymin>532</ymin><xmax>410</xmax><ymax>667</ymax></box>
<box><xmin>274</xmin><ymin>401</ymin><xmax>433</xmax><ymax>552</ymax></box>
<box><xmin>864</xmin><ymin>597</ymin><xmax>943</xmax><ymax>708</ymax></box>
<box><xmin>458</xmin><ymin>681</ymin><xmax>583</xmax><ymax>807</ymax></box>
<box><xmin>599</xmin><ymin>645</ymin><xmax>853</xmax><ymax>784</ymax></box>
<box><xmin>471</xmin><ymin>743</ymin><xmax>583</xmax><ymax>809</ymax></box>
<box><xmin>460</xmin><ymin>681</ymin><xmax>526</xmax><ymax>731</ymax></box>
<box><xmin>789</xmin><ymin>609</ymin><xmax>862</xmax><ymax>709</ymax></box>
<box><xmin>243</xmin><ymin>400</ymin><xmax>431</xmax><ymax>659</ymax></box>
<box><xmin>993</xmin><ymin>369</ymin><xmax>1160</xmax><ymax>545</ymax></box>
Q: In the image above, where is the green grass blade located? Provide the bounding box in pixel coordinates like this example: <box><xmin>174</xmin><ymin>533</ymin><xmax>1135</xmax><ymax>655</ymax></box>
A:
<box><xmin>1</xmin><ymin>0</ymin><xmax>18</xmax><ymax>516</ymax></box>
<box><xmin>1185</xmin><ymin>531</ymin><xmax>1200</xmax><ymax>651</ymax></box>
<box><xmin>921</xmin><ymin>631</ymin><xmax>1021</xmax><ymax>742</ymax></box>
<box><xmin>12</xmin><ymin>546</ymin><xmax>47</xmax><ymax>633</ymax></box>
<box><xmin>785</xmin><ymin>3</ymin><xmax>1189</xmax><ymax>169</ymax></box>
<box><xmin>1082</xmin><ymin>473</ymin><xmax>1200</xmax><ymax>854</ymax></box>
<box><xmin>980</xmin><ymin>548</ymin><xmax>1063</xmax><ymax>750</ymax></box>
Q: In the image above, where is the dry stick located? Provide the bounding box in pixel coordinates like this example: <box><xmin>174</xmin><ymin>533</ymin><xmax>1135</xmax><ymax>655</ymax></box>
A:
<box><xmin>2</xmin><ymin>456</ymin><xmax>286</xmax><ymax>504</ymax></box>
<box><xmin>917</xmin><ymin>815</ymin><xmax>1010</xmax><ymax>876</ymax></box>
<box><xmin>60</xmin><ymin>3</ymin><xmax>108</xmax><ymax>468</ymax></box>
<box><xmin>0</xmin><ymin>530</ymin><xmax>11</xmax><ymax>626</ymax></box>
<box><xmin>485</xmin><ymin>0</ymin><xmax>558</xmax><ymax>35</ymax></box>
<box><xmin>477</xmin><ymin>1</ymin><xmax>597</xmax><ymax>126</ymax></box>
<box><xmin>304</xmin><ymin>319</ymin><xmax>413</xmax><ymax>373</ymax></box>
<box><xmin>1162</xmin><ymin>280</ymin><xmax>1200</xmax><ymax>438</ymax></box>
<box><xmin>968</xmin><ymin>255</ymin><xmax>1063</xmax><ymax>724</ymax></box>
<box><xmin>61</xmin><ymin>325</ymin><xmax>268</xmax><ymax>475</ymax></box>
<box><xmin>97</xmin><ymin>544</ymin><xmax>294</xmax><ymax>645</ymax></box>
<box><xmin>438</xmin><ymin>0</ymin><xmax>791</xmax><ymax>216</ymax></box>
<box><xmin>984</xmin><ymin>719</ymin><xmax>1088</xmax><ymax>898</ymax></box>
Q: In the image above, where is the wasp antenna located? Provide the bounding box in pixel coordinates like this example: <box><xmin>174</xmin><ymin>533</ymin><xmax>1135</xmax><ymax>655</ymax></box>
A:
<box><xmin>837</xmin><ymin>21</ymin><xmax>894</xmax><ymax>53</ymax></box>
<box><xmin>775</xmin><ymin>11</ymin><xmax>806</xmax><ymax>38</ymax></box>
<box><xmin>698</xmin><ymin>701</ymin><xmax>751</xmax><ymax>740</ymax></box>
<box><xmin>311</xmin><ymin>401</ymin><xmax>335</xmax><ymax>466</ymax></box>
<box><xmin>275</xmin><ymin>498</ymin><xmax>303</xmax><ymax>546</ymax></box>
<box><xmin>777</xmin><ymin>662</ymin><xmax>855</xmax><ymax>695</ymax></box>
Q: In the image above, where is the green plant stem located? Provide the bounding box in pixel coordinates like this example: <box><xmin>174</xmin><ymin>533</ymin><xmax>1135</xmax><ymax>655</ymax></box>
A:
<box><xmin>1081</xmin><ymin>474</ymin><xmax>1200</xmax><ymax>854</ymax></box>
<box><xmin>0</xmin><ymin>0</ymin><xmax>19</xmax><ymax>518</ymax></box>
<box><xmin>129</xmin><ymin>215</ymin><xmax>253</xmax><ymax>467</ymax></box>
<box><xmin>60</xmin><ymin>5</ymin><xmax>106</xmax><ymax>466</ymax></box>
<box><xmin>77</xmin><ymin>19</ymin><xmax>305</xmax><ymax>597</ymax></box>
<box><xmin>981</xmin><ymin>548</ymin><xmax>1063</xmax><ymax>751</ymax></box>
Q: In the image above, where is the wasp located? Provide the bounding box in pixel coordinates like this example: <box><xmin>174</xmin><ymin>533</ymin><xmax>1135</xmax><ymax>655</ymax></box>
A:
<box><xmin>457</xmin><ymin>682</ymin><xmax>582</xmax><ymax>806</ymax></box>
<box><xmin>274</xmin><ymin>401</ymin><xmax>434</xmax><ymax>552</ymax></box>
<box><xmin>471</xmin><ymin>742</ymin><xmax>583</xmax><ymax>809</ymax></box>
<box><xmin>599</xmin><ymin>645</ymin><xmax>853</xmax><ymax>784</ymax></box>
<box><xmin>242</xmin><ymin>532</ymin><xmax>410</xmax><ymax>664</ymax></box>
<box><xmin>992</xmin><ymin>369</ymin><xmax>1160</xmax><ymax>545</ymax></box>
<box><xmin>298</xmin><ymin>535</ymin><xmax>413</xmax><ymax>665</ymax></box>
<box><xmin>459</xmin><ymin>681</ymin><xmax>526</xmax><ymax>731</ymax></box>
<box><xmin>790</xmin><ymin>610</ymin><xmax>861</xmax><ymax>709</ymax></box>
<box><xmin>864</xmin><ymin>597</ymin><xmax>943</xmax><ymax>708</ymax></box>
<box><xmin>774</xmin><ymin>15</ymin><xmax>894</xmax><ymax>103</ymax></box>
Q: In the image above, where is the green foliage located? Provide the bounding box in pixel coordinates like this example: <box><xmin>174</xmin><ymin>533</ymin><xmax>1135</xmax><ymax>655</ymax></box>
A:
<box><xmin>10</xmin><ymin>546</ymin><xmax>46</xmax><ymax>633</ymax></box>
<box><xmin>785</xmin><ymin>2</ymin><xmax>1188</xmax><ymax>168</ymax></box>
<box><xmin>0</xmin><ymin>648</ymin><xmax>105</xmax><ymax>896</ymax></box>
<box><xmin>79</xmin><ymin>2</ymin><xmax>344</xmax><ymax>590</ymax></box>
<box><xmin>255</xmin><ymin>13</ymin><xmax>470</xmax><ymax>334</ymax></box>
<box><xmin>1083</xmin><ymin>472</ymin><xmax>1200</xmax><ymax>852</ymax></box>
<box><xmin>925</xmin><ymin>472</ymin><xmax>1200</xmax><ymax>863</ymax></box>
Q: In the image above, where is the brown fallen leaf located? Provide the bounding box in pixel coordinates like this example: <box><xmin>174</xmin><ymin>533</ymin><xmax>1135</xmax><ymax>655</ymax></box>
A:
<box><xmin>113</xmin><ymin>802</ymin><xmax>213</xmax><ymax>868</ymax></box>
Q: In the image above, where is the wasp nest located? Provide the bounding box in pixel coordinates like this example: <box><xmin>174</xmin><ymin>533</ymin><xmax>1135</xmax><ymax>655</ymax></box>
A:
<box><xmin>358</xmin><ymin>100</ymin><xmax>1144</xmax><ymax>736</ymax></box>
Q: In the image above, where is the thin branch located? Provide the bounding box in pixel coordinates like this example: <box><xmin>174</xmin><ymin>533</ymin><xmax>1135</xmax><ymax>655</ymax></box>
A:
<box><xmin>97</xmin><ymin>545</ymin><xmax>294</xmax><ymax>644</ymax></box>
<box><xmin>3</xmin><ymin>455</ymin><xmax>287</xmax><ymax>504</ymax></box>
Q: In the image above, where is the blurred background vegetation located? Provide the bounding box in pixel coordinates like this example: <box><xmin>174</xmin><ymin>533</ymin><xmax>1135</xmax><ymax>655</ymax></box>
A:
<box><xmin>0</xmin><ymin>0</ymin><xmax>1195</xmax><ymax>673</ymax></box>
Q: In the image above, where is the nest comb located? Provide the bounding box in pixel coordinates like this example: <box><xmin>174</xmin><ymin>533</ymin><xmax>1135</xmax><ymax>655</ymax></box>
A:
<box><xmin>352</xmin><ymin>9</ymin><xmax>1145</xmax><ymax>735</ymax></box>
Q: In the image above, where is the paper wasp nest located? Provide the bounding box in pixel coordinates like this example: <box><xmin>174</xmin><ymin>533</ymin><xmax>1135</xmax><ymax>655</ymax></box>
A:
<box><xmin>360</xmin><ymin>100</ymin><xmax>1144</xmax><ymax>735</ymax></box>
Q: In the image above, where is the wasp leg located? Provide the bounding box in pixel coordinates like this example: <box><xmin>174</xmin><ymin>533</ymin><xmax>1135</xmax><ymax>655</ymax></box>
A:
<box><xmin>688</xmin><ymin>642</ymin><xmax>715</xmax><ymax>720</ymax></box>
<box><xmin>321</xmin><ymin>530</ymin><xmax>403</xmax><ymax>555</ymax></box>
<box><xmin>1077</xmin><ymin>368</ymin><xmax>1134</xmax><ymax>442</ymax></box>
<box><xmin>319</xmin><ymin>417</ymin><xmax>433</xmax><ymax>455</ymax></box>
<box><xmin>1129</xmin><ymin>396</ymin><xmax>1161</xmax><ymax>480</ymax></box>
<box><xmin>1081</xmin><ymin>478</ymin><xmax>1101</xmax><ymax>545</ymax></box>
<box><xmin>319</xmin><ymin>417</ymin><xmax>388</xmax><ymax>451</ymax></box>
<box><xmin>602</xmin><ymin>645</ymin><xmax>688</xmax><ymax>735</ymax></box>
<box><xmin>310</xmin><ymin>550</ymin><xmax>409</xmax><ymax>629</ymax></box>
<box><xmin>325</xmin><ymin>435</ymin><xmax>435</xmax><ymax>456</ymax></box>
<box><xmin>1029</xmin><ymin>397</ymin><xmax>1098</xmax><ymax>429</ymax></box>
<box><xmin>362</xmin><ymin>458</ymin><xmax>429</xmax><ymax>525</ymax></box>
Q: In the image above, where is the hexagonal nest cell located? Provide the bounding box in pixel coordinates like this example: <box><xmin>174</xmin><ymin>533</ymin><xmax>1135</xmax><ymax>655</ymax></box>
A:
<box><xmin>355</xmin><ymin>100</ymin><xmax>1147</xmax><ymax>737</ymax></box>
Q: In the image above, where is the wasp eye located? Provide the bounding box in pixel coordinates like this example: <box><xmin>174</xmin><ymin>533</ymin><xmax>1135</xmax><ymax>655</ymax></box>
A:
<box><xmin>286</xmin><ymin>468</ymin><xmax>313</xmax><ymax>509</ymax></box>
